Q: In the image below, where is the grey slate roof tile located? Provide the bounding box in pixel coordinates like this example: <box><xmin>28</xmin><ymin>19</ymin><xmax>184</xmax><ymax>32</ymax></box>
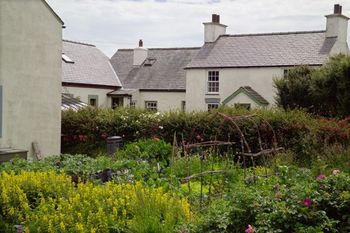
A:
<box><xmin>186</xmin><ymin>31</ymin><xmax>336</xmax><ymax>68</ymax></box>
<box><xmin>242</xmin><ymin>86</ymin><xmax>269</xmax><ymax>105</ymax></box>
<box><xmin>110</xmin><ymin>47</ymin><xmax>200</xmax><ymax>90</ymax></box>
<box><xmin>63</xmin><ymin>40</ymin><xmax>121</xmax><ymax>87</ymax></box>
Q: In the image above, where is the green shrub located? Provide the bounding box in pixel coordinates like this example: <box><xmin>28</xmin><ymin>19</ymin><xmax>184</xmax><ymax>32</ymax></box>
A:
<box><xmin>195</xmin><ymin>166</ymin><xmax>350</xmax><ymax>233</ymax></box>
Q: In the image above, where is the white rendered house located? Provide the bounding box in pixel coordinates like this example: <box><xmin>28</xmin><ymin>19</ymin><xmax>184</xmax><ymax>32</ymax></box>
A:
<box><xmin>62</xmin><ymin>40</ymin><xmax>122</xmax><ymax>108</ymax></box>
<box><xmin>110</xmin><ymin>40</ymin><xmax>198</xmax><ymax>112</ymax></box>
<box><xmin>0</xmin><ymin>0</ymin><xmax>63</xmax><ymax>158</ymax></box>
<box><xmin>185</xmin><ymin>6</ymin><xmax>349</xmax><ymax>111</ymax></box>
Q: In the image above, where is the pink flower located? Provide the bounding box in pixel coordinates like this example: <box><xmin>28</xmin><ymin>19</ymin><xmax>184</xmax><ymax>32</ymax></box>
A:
<box><xmin>332</xmin><ymin>169</ymin><xmax>340</xmax><ymax>176</ymax></box>
<box><xmin>317</xmin><ymin>173</ymin><xmax>326</xmax><ymax>181</ymax></box>
<box><xmin>245</xmin><ymin>224</ymin><xmax>253</xmax><ymax>233</ymax></box>
<box><xmin>303</xmin><ymin>198</ymin><xmax>312</xmax><ymax>207</ymax></box>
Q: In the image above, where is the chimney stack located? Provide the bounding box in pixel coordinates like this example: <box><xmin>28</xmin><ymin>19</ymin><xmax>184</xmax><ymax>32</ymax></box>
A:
<box><xmin>203</xmin><ymin>14</ymin><xmax>227</xmax><ymax>43</ymax></box>
<box><xmin>133</xmin><ymin>39</ymin><xmax>148</xmax><ymax>66</ymax></box>
<box><xmin>334</xmin><ymin>4</ymin><xmax>342</xmax><ymax>14</ymax></box>
<box><xmin>325</xmin><ymin>4</ymin><xmax>349</xmax><ymax>55</ymax></box>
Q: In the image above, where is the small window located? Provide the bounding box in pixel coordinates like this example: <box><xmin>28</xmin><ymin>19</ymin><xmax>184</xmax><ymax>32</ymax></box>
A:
<box><xmin>130</xmin><ymin>100</ymin><xmax>136</xmax><ymax>108</ymax></box>
<box><xmin>88</xmin><ymin>95</ymin><xmax>98</xmax><ymax>107</ymax></box>
<box><xmin>234</xmin><ymin>103</ymin><xmax>251</xmax><ymax>110</ymax></box>
<box><xmin>208</xmin><ymin>71</ymin><xmax>219</xmax><ymax>93</ymax></box>
<box><xmin>62</xmin><ymin>54</ymin><xmax>74</xmax><ymax>64</ymax></box>
<box><xmin>208</xmin><ymin>103</ymin><xmax>219</xmax><ymax>111</ymax></box>
<box><xmin>145</xmin><ymin>101</ymin><xmax>157</xmax><ymax>111</ymax></box>
<box><xmin>283</xmin><ymin>69</ymin><xmax>289</xmax><ymax>78</ymax></box>
<box><xmin>144</xmin><ymin>58</ymin><xmax>156</xmax><ymax>66</ymax></box>
<box><xmin>181</xmin><ymin>101</ymin><xmax>186</xmax><ymax>112</ymax></box>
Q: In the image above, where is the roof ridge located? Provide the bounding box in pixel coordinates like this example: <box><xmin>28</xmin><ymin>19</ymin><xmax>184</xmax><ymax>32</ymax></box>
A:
<box><xmin>118</xmin><ymin>47</ymin><xmax>200</xmax><ymax>52</ymax></box>
<box><xmin>221</xmin><ymin>30</ymin><xmax>326</xmax><ymax>38</ymax></box>
<box><xmin>63</xmin><ymin>39</ymin><xmax>96</xmax><ymax>47</ymax></box>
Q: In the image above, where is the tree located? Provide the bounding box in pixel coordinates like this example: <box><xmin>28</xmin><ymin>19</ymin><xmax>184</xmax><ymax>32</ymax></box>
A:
<box><xmin>274</xmin><ymin>55</ymin><xmax>350</xmax><ymax>118</ymax></box>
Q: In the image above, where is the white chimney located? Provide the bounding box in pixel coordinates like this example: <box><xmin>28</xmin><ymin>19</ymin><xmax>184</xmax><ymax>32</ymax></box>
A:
<box><xmin>326</xmin><ymin>4</ymin><xmax>349</xmax><ymax>55</ymax></box>
<box><xmin>203</xmin><ymin>14</ymin><xmax>227</xmax><ymax>43</ymax></box>
<box><xmin>133</xmin><ymin>39</ymin><xmax>148</xmax><ymax>66</ymax></box>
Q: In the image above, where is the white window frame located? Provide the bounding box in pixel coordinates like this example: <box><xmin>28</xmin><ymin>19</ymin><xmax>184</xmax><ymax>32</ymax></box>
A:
<box><xmin>207</xmin><ymin>103</ymin><xmax>219</xmax><ymax>111</ymax></box>
<box><xmin>207</xmin><ymin>71</ymin><xmax>219</xmax><ymax>94</ymax></box>
<box><xmin>145</xmin><ymin>101</ymin><xmax>157</xmax><ymax>111</ymax></box>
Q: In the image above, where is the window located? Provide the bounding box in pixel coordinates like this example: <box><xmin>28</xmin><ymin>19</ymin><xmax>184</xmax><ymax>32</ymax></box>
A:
<box><xmin>208</xmin><ymin>71</ymin><xmax>219</xmax><ymax>93</ymax></box>
<box><xmin>88</xmin><ymin>95</ymin><xmax>98</xmax><ymax>107</ymax></box>
<box><xmin>62</xmin><ymin>54</ymin><xmax>74</xmax><ymax>64</ymax></box>
<box><xmin>145</xmin><ymin>101</ymin><xmax>157</xmax><ymax>111</ymax></box>
<box><xmin>208</xmin><ymin>103</ymin><xmax>219</xmax><ymax>111</ymax></box>
<box><xmin>130</xmin><ymin>100</ymin><xmax>136</xmax><ymax>108</ymax></box>
<box><xmin>234</xmin><ymin>103</ymin><xmax>251</xmax><ymax>110</ymax></box>
<box><xmin>181</xmin><ymin>101</ymin><xmax>186</xmax><ymax>112</ymax></box>
<box><xmin>112</xmin><ymin>97</ymin><xmax>123</xmax><ymax>109</ymax></box>
<box><xmin>283</xmin><ymin>69</ymin><xmax>289</xmax><ymax>78</ymax></box>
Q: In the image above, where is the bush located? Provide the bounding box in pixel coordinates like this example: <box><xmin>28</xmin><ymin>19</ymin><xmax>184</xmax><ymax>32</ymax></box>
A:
<box><xmin>196</xmin><ymin>166</ymin><xmax>350</xmax><ymax>233</ymax></box>
<box><xmin>275</xmin><ymin>55</ymin><xmax>350</xmax><ymax>118</ymax></box>
<box><xmin>0</xmin><ymin>171</ymin><xmax>192</xmax><ymax>233</ymax></box>
<box><xmin>61</xmin><ymin>107</ymin><xmax>350</xmax><ymax>167</ymax></box>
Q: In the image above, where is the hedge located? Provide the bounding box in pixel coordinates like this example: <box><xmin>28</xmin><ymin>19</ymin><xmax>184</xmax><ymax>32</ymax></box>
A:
<box><xmin>61</xmin><ymin>107</ymin><xmax>350</xmax><ymax>161</ymax></box>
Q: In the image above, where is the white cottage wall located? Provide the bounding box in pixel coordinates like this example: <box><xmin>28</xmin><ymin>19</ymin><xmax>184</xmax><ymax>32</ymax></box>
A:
<box><xmin>138</xmin><ymin>92</ymin><xmax>185</xmax><ymax>112</ymax></box>
<box><xmin>0</xmin><ymin>0</ymin><xmax>62</xmax><ymax>157</ymax></box>
<box><xmin>186</xmin><ymin>67</ymin><xmax>285</xmax><ymax>112</ymax></box>
<box><xmin>62</xmin><ymin>86</ymin><xmax>115</xmax><ymax>108</ymax></box>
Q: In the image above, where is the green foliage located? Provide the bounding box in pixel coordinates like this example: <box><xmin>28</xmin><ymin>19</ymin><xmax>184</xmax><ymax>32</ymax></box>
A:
<box><xmin>275</xmin><ymin>55</ymin><xmax>350</xmax><ymax>118</ymax></box>
<box><xmin>0</xmin><ymin>171</ymin><xmax>191</xmax><ymax>233</ymax></box>
<box><xmin>116</xmin><ymin>139</ymin><xmax>172</xmax><ymax>164</ymax></box>
<box><xmin>62</xmin><ymin>107</ymin><xmax>350</xmax><ymax>167</ymax></box>
<box><xmin>274</xmin><ymin>66</ymin><xmax>314</xmax><ymax>111</ymax></box>
<box><xmin>196</xmin><ymin>166</ymin><xmax>350</xmax><ymax>233</ymax></box>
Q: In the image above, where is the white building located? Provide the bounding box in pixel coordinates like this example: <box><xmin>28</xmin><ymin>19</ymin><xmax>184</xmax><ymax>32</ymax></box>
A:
<box><xmin>111</xmin><ymin>4</ymin><xmax>348</xmax><ymax>112</ymax></box>
<box><xmin>185</xmin><ymin>6</ymin><xmax>349</xmax><ymax>111</ymax></box>
<box><xmin>110</xmin><ymin>40</ymin><xmax>198</xmax><ymax>111</ymax></box>
<box><xmin>62</xmin><ymin>40</ymin><xmax>122</xmax><ymax>108</ymax></box>
<box><xmin>0</xmin><ymin>0</ymin><xmax>63</xmax><ymax>159</ymax></box>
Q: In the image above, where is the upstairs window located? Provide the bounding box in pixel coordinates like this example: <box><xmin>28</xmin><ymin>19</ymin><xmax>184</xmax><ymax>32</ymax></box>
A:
<box><xmin>145</xmin><ymin>101</ymin><xmax>157</xmax><ymax>111</ymax></box>
<box><xmin>208</xmin><ymin>71</ymin><xmax>219</xmax><ymax>93</ymax></box>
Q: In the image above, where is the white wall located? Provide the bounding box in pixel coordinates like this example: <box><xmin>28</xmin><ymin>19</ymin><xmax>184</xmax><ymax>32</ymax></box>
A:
<box><xmin>186</xmin><ymin>67</ymin><xmax>283</xmax><ymax>112</ymax></box>
<box><xmin>137</xmin><ymin>91</ymin><xmax>185</xmax><ymax>112</ymax></box>
<box><xmin>0</xmin><ymin>0</ymin><xmax>62</xmax><ymax>157</ymax></box>
<box><xmin>225</xmin><ymin>92</ymin><xmax>261</xmax><ymax>109</ymax></box>
<box><xmin>62</xmin><ymin>86</ymin><xmax>115</xmax><ymax>108</ymax></box>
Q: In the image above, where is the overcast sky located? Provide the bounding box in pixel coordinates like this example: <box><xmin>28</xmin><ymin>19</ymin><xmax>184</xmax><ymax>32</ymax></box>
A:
<box><xmin>47</xmin><ymin>0</ymin><xmax>350</xmax><ymax>58</ymax></box>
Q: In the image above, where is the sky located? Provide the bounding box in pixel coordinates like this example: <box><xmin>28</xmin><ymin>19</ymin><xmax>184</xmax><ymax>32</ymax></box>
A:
<box><xmin>47</xmin><ymin>0</ymin><xmax>350</xmax><ymax>58</ymax></box>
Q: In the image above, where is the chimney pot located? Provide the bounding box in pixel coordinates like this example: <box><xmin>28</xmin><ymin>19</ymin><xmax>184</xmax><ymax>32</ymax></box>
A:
<box><xmin>139</xmin><ymin>39</ymin><xmax>143</xmax><ymax>47</ymax></box>
<box><xmin>212</xmin><ymin>14</ymin><xmax>216</xmax><ymax>23</ymax></box>
<box><xmin>211</xmin><ymin>14</ymin><xmax>220</xmax><ymax>23</ymax></box>
<box><xmin>334</xmin><ymin>4</ymin><xmax>342</xmax><ymax>14</ymax></box>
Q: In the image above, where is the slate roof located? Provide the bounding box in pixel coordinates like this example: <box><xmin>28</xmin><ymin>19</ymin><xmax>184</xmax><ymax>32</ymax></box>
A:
<box><xmin>222</xmin><ymin>86</ymin><xmax>269</xmax><ymax>106</ymax></box>
<box><xmin>110</xmin><ymin>47</ymin><xmax>200</xmax><ymax>90</ymax></box>
<box><xmin>63</xmin><ymin>40</ymin><xmax>122</xmax><ymax>87</ymax></box>
<box><xmin>186</xmin><ymin>31</ymin><xmax>336</xmax><ymax>69</ymax></box>
<box><xmin>61</xmin><ymin>94</ymin><xmax>88</xmax><ymax>111</ymax></box>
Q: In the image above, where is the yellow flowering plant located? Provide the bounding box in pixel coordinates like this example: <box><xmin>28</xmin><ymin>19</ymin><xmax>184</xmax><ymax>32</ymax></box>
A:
<box><xmin>0</xmin><ymin>171</ymin><xmax>192</xmax><ymax>233</ymax></box>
